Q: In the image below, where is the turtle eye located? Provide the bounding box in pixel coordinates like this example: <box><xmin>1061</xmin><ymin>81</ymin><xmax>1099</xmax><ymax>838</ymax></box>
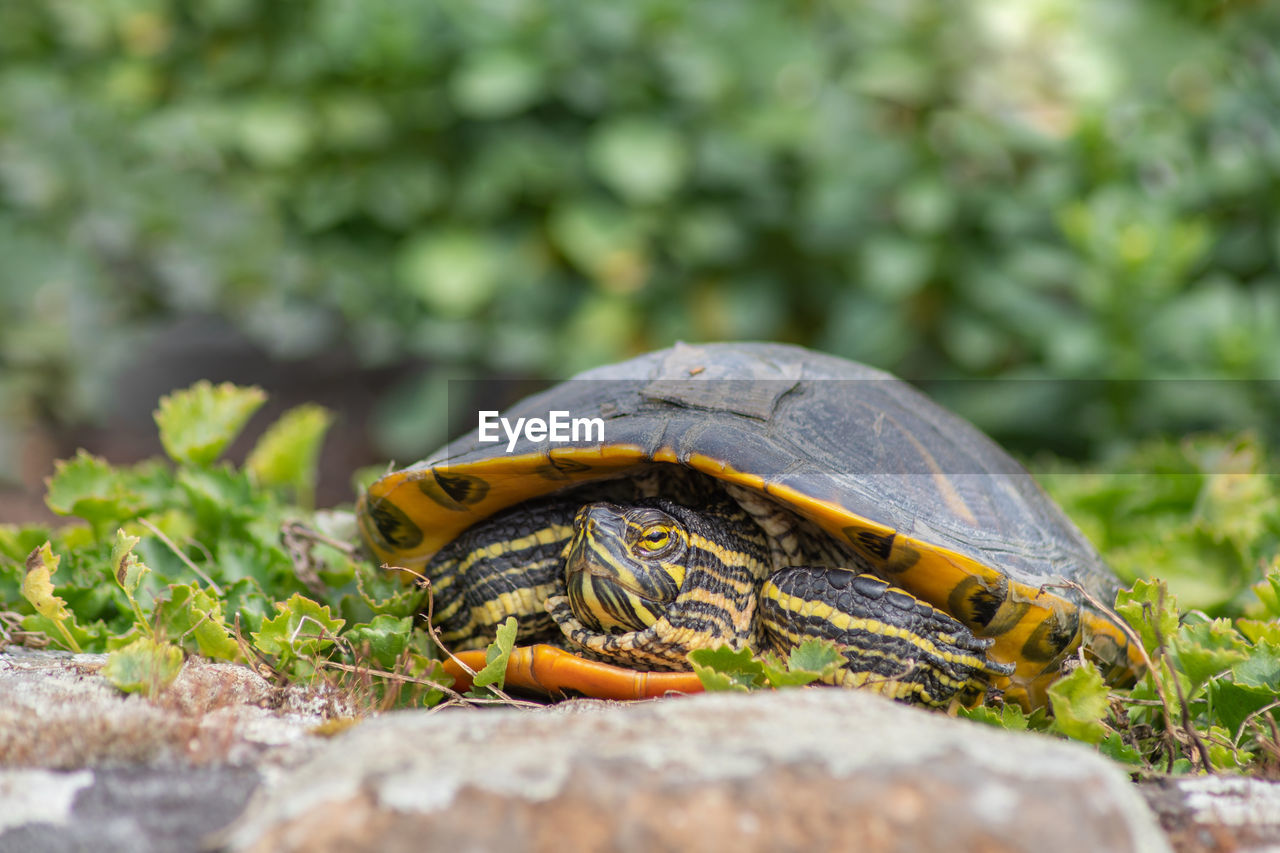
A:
<box><xmin>637</xmin><ymin>526</ymin><xmax>671</xmax><ymax>553</ymax></box>
<box><xmin>624</xmin><ymin>508</ymin><xmax>683</xmax><ymax>561</ymax></box>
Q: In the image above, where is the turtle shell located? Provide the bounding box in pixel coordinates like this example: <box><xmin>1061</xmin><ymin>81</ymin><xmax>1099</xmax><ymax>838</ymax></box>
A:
<box><xmin>359</xmin><ymin>342</ymin><xmax>1140</xmax><ymax>707</ymax></box>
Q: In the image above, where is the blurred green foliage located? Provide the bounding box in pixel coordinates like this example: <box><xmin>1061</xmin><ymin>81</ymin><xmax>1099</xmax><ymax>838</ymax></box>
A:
<box><xmin>1</xmin><ymin>0</ymin><xmax>1278</xmax><ymax>466</ymax></box>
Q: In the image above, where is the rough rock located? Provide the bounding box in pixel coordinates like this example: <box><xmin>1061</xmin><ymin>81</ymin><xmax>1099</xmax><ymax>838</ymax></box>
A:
<box><xmin>0</xmin><ymin>649</ymin><xmax>339</xmax><ymax>770</ymax></box>
<box><xmin>1141</xmin><ymin>776</ymin><xmax>1280</xmax><ymax>853</ymax></box>
<box><xmin>221</xmin><ymin>689</ymin><xmax>1171</xmax><ymax>853</ymax></box>
<box><xmin>3</xmin><ymin>648</ymin><xmax>1230</xmax><ymax>853</ymax></box>
<box><xmin>0</xmin><ymin>766</ymin><xmax>260</xmax><ymax>853</ymax></box>
<box><xmin>0</xmin><ymin>649</ymin><xmax>340</xmax><ymax>852</ymax></box>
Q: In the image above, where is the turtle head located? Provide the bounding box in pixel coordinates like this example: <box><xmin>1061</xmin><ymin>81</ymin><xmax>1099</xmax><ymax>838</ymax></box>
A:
<box><xmin>562</xmin><ymin>501</ymin><xmax>689</xmax><ymax>634</ymax></box>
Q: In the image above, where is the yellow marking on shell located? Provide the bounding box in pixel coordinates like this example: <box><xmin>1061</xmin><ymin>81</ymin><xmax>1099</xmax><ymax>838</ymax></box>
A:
<box><xmin>365</xmin><ymin>444</ymin><xmax>1142</xmax><ymax>709</ymax></box>
<box><xmin>364</xmin><ymin>445</ymin><xmax>650</xmax><ymax>565</ymax></box>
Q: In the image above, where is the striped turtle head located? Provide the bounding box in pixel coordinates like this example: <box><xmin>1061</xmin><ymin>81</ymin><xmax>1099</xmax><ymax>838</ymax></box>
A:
<box><xmin>563</xmin><ymin>501</ymin><xmax>689</xmax><ymax>634</ymax></box>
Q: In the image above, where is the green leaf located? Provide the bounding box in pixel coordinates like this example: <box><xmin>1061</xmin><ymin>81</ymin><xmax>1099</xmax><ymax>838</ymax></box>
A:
<box><xmin>103</xmin><ymin>637</ymin><xmax>184</xmax><ymax>696</ymax></box>
<box><xmin>223</xmin><ymin>577</ymin><xmax>273</xmax><ymax>635</ymax></box>
<box><xmin>45</xmin><ymin>450</ymin><xmax>140</xmax><ymax>526</ymax></box>
<box><xmin>760</xmin><ymin>656</ymin><xmax>821</xmax><ymax>688</ymax></box>
<box><xmin>396</xmin><ymin>230</ymin><xmax>500</xmax><ymax>318</ymax></box>
<box><xmin>1231</xmin><ymin>640</ymin><xmax>1280</xmax><ymax>691</ymax></box>
<box><xmin>354</xmin><ymin>562</ymin><xmax>428</xmax><ymax>618</ymax></box>
<box><xmin>1175</xmin><ymin>619</ymin><xmax>1249</xmax><ymax>696</ymax></box>
<box><xmin>1237</xmin><ymin>619</ymin><xmax>1280</xmax><ymax>645</ymax></box>
<box><xmin>688</xmin><ymin>644</ymin><xmax>765</xmax><ymax>692</ymax></box>
<box><xmin>760</xmin><ymin>638</ymin><xmax>844</xmax><ymax>688</ymax></box>
<box><xmin>450</xmin><ymin>50</ymin><xmax>544</xmax><ymax>119</ymax></box>
<box><xmin>21</xmin><ymin>614</ymin><xmax>105</xmax><ymax>653</ymax></box>
<box><xmin>1114</xmin><ymin>578</ymin><xmax>1179</xmax><ymax>655</ymax></box>
<box><xmin>1209</xmin><ymin>679</ymin><xmax>1279</xmax><ymax>737</ymax></box>
<box><xmin>252</xmin><ymin>593</ymin><xmax>345</xmax><ymax>660</ymax></box>
<box><xmin>788</xmin><ymin>638</ymin><xmax>844</xmax><ymax>676</ymax></box>
<box><xmin>154</xmin><ymin>583</ymin><xmax>241</xmax><ymax>661</ymax></box>
<box><xmin>110</xmin><ymin>529</ymin><xmax>150</xmax><ymax>596</ymax></box>
<box><xmin>588</xmin><ymin>118</ymin><xmax>688</xmax><ymax>204</ymax></box>
<box><xmin>246</xmin><ymin>404</ymin><xmax>333</xmax><ymax>507</ymax></box>
<box><xmin>20</xmin><ymin>543</ymin><xmax>81</xmax><ymax>652</ymax></box>
<box><xmin>0</xmin><ymin>525</ymin><xmax>53</xmax><ymax>563</ymax></box>
<box><xmin>1048</xmin><ymin>662</ymin><xmax>1111</xmax><ymax>745</ymax></box>
<box><xmin>1205</xmin><ymin>725</ymin><xmax>1247</xmax><ymax>771</ymax></box>
<box><xmin>1098</xmin><ymin>732</ymin><xmax>1144</xmax><ymax>766</ymax></box>
<box><xmin>1251</xmin><ymin>569</ymin><xmax>1280</xmax><ymax>619</ymax></box>
<box><xmin>971</xmin><ymin>702</ymin><xmax>1031</xmax><ymax>731</ymax></box>
<box><xmin>154</xmin><ymin>382</ymin><xmax>267</xmax><ymax>467</ymax></box>
<box><xmin>407</xmin><ymin>654</ymin><xmax>453</xmax><ymax>708</ymax></box>
<box><xmin>471</xmin><ymin>616</ymin><xmax>518</xmax><ymax>690</ymax></box>
<box><xmin>344</xmin><ymin>614</ymin><xmax>412</xmax><ymax>670</ymax></box>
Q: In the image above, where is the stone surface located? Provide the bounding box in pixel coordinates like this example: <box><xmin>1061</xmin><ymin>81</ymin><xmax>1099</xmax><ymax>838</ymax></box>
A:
<box><xmin>0</xmin><ymin>649</ymin><xmax>337</xmax><ymax>852</ymax></box>
<box><xmin>0</xmin><ymin>649</ymin><xmax>337</xmax><ymax>770</ymax></box>
<box><xmin>221</xmin><ymin>690</ymin><xmax>1172</xmax><ymax>853</ymax></box>
<box><xmin>16</xmin><ymin>648</ymin><xmax>1264</xmax><ymax>853</ymax></box>
<box><xmin>1141</xmin><ymin>776</ymin><xmax>1280</xmax><ymax>853</ymax></box>
<box><xmin>0</xmin><ymin>767</ymin><xmax>260</xmax><ymax>853</ymax></box>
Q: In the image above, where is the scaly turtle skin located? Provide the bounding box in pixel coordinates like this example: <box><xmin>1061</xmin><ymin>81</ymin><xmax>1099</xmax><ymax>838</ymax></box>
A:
<box><xmin>358</xmin><ymin>342</ymin><xmax>1141</xmax><ymax>709</ymax></box>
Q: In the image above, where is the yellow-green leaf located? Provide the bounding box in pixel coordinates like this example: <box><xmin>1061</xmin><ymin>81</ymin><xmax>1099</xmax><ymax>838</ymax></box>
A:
<box><xmin>471</xmin><ymin>616</ymin><xmax>518</xmax><ymax>690</ymax></box>
<box><xmin>103</xmin><ymin>637</ymin><xmax>184</xmax><ymax>696</ymax></box>
<box><xmin>45</xmin><ymin>450</ymin><xmax>140</xmax><ymax>525</ymax></box>
<box><xmin>21</xmin><ymin>543</ymin><xmax>81</xmax><ymax>653</ymax></box>
<box><xmin>110</xmin><ymin>529</ymin><xmax>150</xmax><ymax>595</ymax></box>
<box><xmin>1115</xmin><ymin>578</ymin><xmax>1179</xmax><ymax>655</ymax></box>
<box><xmin>1048</xmin><ymin>662</ymin><xmax>1111</xmax><ymax>745</ymax></box>
<box><xmin>154</xmin><ymin>381</ymin><xmax>267</xmax><ymax>466</ymax></box>
<box><xmin>246</xmin><ymin>404</ymin><xmax>333</xmax><ymax>507</ymax></box>
<box><xmin>252</xmin><ymin>593</ymin><xmax>345</xmax><ymax>659</ymax></box>
<box><xmin>688</xmin><ymin>644</ymin><xmax>764</xmax><ymax>692</ymax></box>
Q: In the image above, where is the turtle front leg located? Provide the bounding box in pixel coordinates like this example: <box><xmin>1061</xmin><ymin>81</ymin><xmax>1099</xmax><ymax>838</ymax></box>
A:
<box><xmin>760</xmin><ymin>567</ymin><xmax>1014</xmax><ymax>708</ymax></box>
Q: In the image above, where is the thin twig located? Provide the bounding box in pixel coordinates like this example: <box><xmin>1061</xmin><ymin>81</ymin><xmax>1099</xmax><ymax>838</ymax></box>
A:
<box><xmin>1150</xmin><ymin>584</ymin><xmax>1214</xmax><ymax>772</ymax></box>
<box><xmin>407</xmin><ymin>569</ymin><xmax>528</xmax><ymax>707</ymax></box>
<box><xmin>282</xmin><ymin>521</ymin><xmax>359</xmax><ymax>557</ymax></box>
<box><xmin>1238</xmin><ymin>699</ymin><xmax>1280</xmax><ymax>746</ymax></box>
<box><xmin>322</xmin><ymin>660</ymin><xmax>463</xmax><ymax>701</ymax></box>
<box><xmin>280</xmin><ymin>523</ymin><xmax>328</xmax><ymax>598</ymax></box>
<box><xmin>1262</xmin><ymin>717</ymin><xmax>1280</xmax><ymax>763</ymax></box>
<box><xmin>138</xmin><ymin>518</ymin><xmax>223</xmax><ymax>595</ymax></box>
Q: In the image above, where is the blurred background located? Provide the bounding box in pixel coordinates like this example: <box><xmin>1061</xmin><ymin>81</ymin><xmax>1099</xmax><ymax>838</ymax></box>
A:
<box><xmin>2</xmin><ymin>0</ymin><xmax>1279</xmax><ymax>517</ymax></box>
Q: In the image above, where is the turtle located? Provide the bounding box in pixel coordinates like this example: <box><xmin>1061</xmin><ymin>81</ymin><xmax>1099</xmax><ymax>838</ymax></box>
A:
<box><xmin>358</xmin><ymin>342</ymin><xmax>1140</xmax><ymax>709</ymax></box>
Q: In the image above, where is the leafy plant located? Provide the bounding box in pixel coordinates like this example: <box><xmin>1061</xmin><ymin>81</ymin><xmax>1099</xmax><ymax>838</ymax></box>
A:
<box><xmin>0</xmin><ymin>382</ymin><xmax>451</xmax><ymax>710</ymax></box>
